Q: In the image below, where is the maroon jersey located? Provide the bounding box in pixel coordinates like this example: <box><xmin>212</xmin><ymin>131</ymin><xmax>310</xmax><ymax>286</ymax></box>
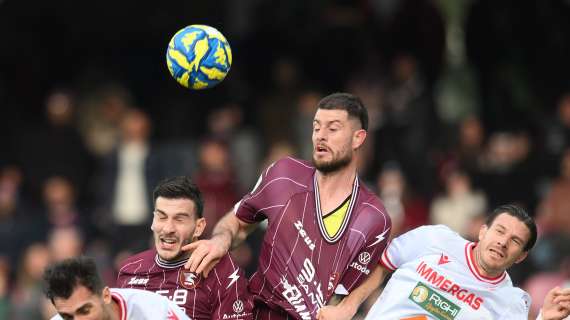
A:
<box><xmin>117</xmin><ymin>250</ymin><xmax>253</xmax><ymax>320</ymax></box>
<box><xmin>235</xmin><ymin>157</ymin><xmax>391</xmax><ymax>319</ymax></box>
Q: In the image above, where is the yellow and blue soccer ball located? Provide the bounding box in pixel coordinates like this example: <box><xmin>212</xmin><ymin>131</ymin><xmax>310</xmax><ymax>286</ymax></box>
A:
<box><xmin>166</xmin><ymin>25</ymin><xmax>232</xmax><ymax>90</ymax></box>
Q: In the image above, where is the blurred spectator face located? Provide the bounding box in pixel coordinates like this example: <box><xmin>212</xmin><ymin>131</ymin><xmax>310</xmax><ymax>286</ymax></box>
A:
<box><xmin>273</xmin><ymin>58</ymin><xmax>298</xmax><ymax>90</ymax></box>
<box><xmin>199</xmin><ymin>140</ymin><xmax>230</xmax><ymax>173</ymax></box>
<box><xmin>378</xmin><ymin>167</ymin><xmax>405</xmax><ymax>197</ymax></box>
<box><xmin>46</xmin><ymin>91</ymin><xmax>74</xmax><ymax>127</ymax></box>
<box><xmin>446</xmin><ymin>171</ymin><xmax>470</xmax><ymax>196</ymax></box>
<box><xmin>208</xmin><ymin>103</ymin><xmax>242</xmax><ymax>135</ymax></box>
<box><xmin>48</xmin><ymin>227</ymin><xmax>83</xmax><ymax>262</ymax></box>
<box><xmin>460</xmin><ymin>116</ymin><xmax>484</xmax><ymax>148</ymax></box>
<box><xmin>151</xmin><ymin>197</ymin><xmax>205</xmax><ymax>261</ymax></box>
<box><xmin>43</xmin><ymin>176</ymin><xmax>75</xmax><ymax>210</ymax></box>
<box><xmin>22</xmin><ymin>243</ymin><xmax>51</xmax><ymax>282</ymax></box>
<box><xmin>0</xmin><ymin>257</ymin><xmax>9</xmax><ymax>297</ymax></box>
<box><xmin>263</xmin><ymin>142</ymin><xmax>296</xmax><ymax>168</ymax></box>
<box><xmin>477</xmin><ymin>213</ymin><xmax>530</xmax><ymax>274</ymax></box>
<box><xmin>297</xmin><ymin>92</ymin><xmax>321</xmax><ymax>116</ymax></box>
<box><xmin>487</xmin><ymin>132</ymin><xmax>517</xmax><ymax>166</ymax></box>
<box><xmin>561</xmin><ymin>149</ymin><xmax>570</xmax><ymax>179</ymax></box>
<box><xmin>120</xmin><ymin>109</ymin><xmax>151</xmax><ymax>142</ymax></box>
<box><xmin>0</xmin><ymin>166</ymin><xmax>21</xmax><ymax>216</ymax></box>
<box><xmin>557</xmin><ymin>94</ymin><xmax>570</xmax><ymax>127</ymax></box>
<box><xmin>393</xmin><ymin>54</ymin><xmax>417</xmax><ymax>82</ymax></box>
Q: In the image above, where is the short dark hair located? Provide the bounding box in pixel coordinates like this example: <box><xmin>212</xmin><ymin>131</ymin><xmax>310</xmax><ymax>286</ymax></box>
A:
<box><xmin>153</xmin><ymin>176</ymin><xmax>204</xmax><ymax>218</ymax></box>
<box><xmin>317</xmin><ymin>92</ymin><xmax>368</xmax><ymax>131</ymax></box>
<box><xmin>43</xmin><ymin>256</ymin><xmax>104</xmax><ymax>304</ymax></box>
<box><xmin>485</xmin><ymin>204</ymin><xmax>537</xmax><ymax>252</ymax></box>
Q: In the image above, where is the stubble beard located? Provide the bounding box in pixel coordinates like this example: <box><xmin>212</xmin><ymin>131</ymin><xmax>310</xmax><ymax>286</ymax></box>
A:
<box><xmin>312</xmin><ymin>151</ymin><xmax>352</xmax><ymax>174</ymax></box>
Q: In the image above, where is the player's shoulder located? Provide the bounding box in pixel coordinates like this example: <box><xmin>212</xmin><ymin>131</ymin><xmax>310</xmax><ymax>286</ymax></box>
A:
<box><xmin>501</xmin><ymin>285</ymin><xmax>531</xmax><ymax>316</ymax></box>
<box><xmin>118</xmin><ymin>249</ymin><xmax>156</xmax><ymax>271</ymax></box>
<box><xmin>111</xmin><ymin>287</ymin><xmax>162</xmax><ymax>302</ymax></box>
<box><xmin>401</xmin><ymin>224</ymin><xmax>462</xmax><ymax>245</ymax></box>
<box><xmin>268</xmin><ymin>157</ymin><xmax>314</xmax><ymax>177</ymax></box>
<box><xmin>356</xmin><ymin>182</ymin><xmax>387</xmax><ymax>215</ymax></box>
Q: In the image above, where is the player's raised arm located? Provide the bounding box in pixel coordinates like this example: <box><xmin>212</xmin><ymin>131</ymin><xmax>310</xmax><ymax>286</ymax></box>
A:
<box><xmin>317</xmin><ymin>264</ymin><xmax>390</xmax><ymax>320</ymax></box>
<box><xmin>183</xmin><ymin>209</ymin><xmax>257</xmax><ymax>277</ymax></box>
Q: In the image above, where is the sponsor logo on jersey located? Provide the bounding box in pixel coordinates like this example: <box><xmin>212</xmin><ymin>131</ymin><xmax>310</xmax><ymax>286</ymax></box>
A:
<box><xmin>294</xmin><ymin>220</ymin><xmax>316</xmax><ymax>251</ymax></box>
<box><xmin>415</xmin><ymin>261</ymin><xmax>483</xmax><ymax>310</ymax></box>
<box><xmin>179</xmin><ymin>271</ymin><xmax>201</xmax><ymax>289</ymax></box>
<box><xmin>127</xmin><ymin>276</ymin><xmax>149</xmax><ymax>286</ymax></box>
<box><xmin>408</xmin><ymin>282</ymin><xmax>461</xmax><ymax>320</ymax></box>
<box><xmin>359</xmin><ymin>252</ymin><xmax>371</xmax><ymax>264</ymax></box>
<box><xmin>233</xmin><ymin>299</ymin><xmax>244</xmax><ymax>313</ymax></box>
<box><xmin>438</xmin><ymin>254</ymin><xmax>450</xmax><ymax>265</ymax></box>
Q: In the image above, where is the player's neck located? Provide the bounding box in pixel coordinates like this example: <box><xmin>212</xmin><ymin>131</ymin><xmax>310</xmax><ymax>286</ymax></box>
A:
<box><xmin>109</xmin><ymin>299</ymin><xmax>121</xmax><ymax>320</ymax></box>
<box><xmin>473</xmin><ymin>244</ymin><xmax>503</xmax><ymax>278</ymax></box>
<box><xmin>316</xmin><ymin>163</ymin><xmax>356</xmax><ymax>211</ymax></box>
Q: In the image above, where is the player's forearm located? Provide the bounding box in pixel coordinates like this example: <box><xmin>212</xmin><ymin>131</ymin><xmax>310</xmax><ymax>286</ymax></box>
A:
<box><xmin>211</xmin><ymin>211</ymin><xmax>255</xmax><ymax>250</ymax></box>
<box><xmin>337</xmin><ymin>264</ymin><xmax>388</xmax><ymax>317</ymax></box>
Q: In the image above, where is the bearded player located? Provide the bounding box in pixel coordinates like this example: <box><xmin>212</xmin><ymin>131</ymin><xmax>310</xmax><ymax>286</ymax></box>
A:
<box><xmin>184</xmin><ymin>93</ymin><xmax>392</xmax><ymax>319</ymax></box>
<box><xmin>116</xmin><ymin>176</ymin><xmax>253</xmax><ymax>319</ymax></box>
<box><xmin>317</xmin><ymin>204</ymin><xmax>570</xmax><ymax>320</ymax></box>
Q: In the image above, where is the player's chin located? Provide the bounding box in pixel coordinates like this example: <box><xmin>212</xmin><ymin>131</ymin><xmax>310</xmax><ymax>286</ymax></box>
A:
<box><xmin>157</xmin><ymin>248</ymin><xmax>183</xmax><ymax>261</ymax></box>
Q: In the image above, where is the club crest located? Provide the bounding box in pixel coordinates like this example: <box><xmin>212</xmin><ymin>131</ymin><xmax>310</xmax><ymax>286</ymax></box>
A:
<box><xmin>179</xmin><ymin>271</ymin><xmax>201</xmax><ymax>289</ymax></box>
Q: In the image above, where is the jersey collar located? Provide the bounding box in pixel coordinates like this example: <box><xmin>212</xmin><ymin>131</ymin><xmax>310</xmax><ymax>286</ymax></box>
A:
<box><xmin>111</xmin><ymin>291</ymin><xmax>127</xmax><ymax>320</ymax></box>
<box><xmin>464</xmin><ymin>242</ymin><xmax>507</xmax><ymax>285</ymax></box>
<box><xmin>155</xmin><ymin>254</ymin><xmax>189</xmax><ymax>269</ymax></box>
<box><xmin>314</xmin><ymin>173</ymin><xmax>359</xmax><ymax>244</ymax></box>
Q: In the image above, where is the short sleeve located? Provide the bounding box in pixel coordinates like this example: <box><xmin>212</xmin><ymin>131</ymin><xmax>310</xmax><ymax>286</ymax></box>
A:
<box><xmin>234</xmin><ymin>158</ymin><xmax>305</xmax><ymax>224</ymax></box>
<box><xmin>380</xmin><ymin>225</ymin><xmax>449</xmax><ymax>271</ymax></box>
<box><xmin>501</xmin><ymin>291</ymin><xmax>531</xmax><ymax>319</ymax></box>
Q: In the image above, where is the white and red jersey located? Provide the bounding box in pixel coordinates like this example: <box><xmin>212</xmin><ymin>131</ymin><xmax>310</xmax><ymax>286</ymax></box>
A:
<box><xmin>366</xmin><ymin>225</ymin><xmax>531</xmax><ymax>320</ymax></box>
<box><xmin>51</xmin><ymin>288</ymin><xmax>190</xmax><ymax>320</ymax></box>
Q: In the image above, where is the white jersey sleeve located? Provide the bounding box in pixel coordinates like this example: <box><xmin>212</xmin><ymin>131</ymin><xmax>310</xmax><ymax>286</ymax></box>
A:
<box><xmin>500</xmin><ymin>291</ymin><xmax>531</xmax><ymax>319</ymax></box>
<box><xmin>381</xmin><ymin>225</ymin><xmax>454</xmax><ymax>271</ymax></box>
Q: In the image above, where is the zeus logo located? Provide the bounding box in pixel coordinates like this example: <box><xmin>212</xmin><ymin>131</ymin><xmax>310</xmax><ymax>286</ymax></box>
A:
<box><xmin>368</xmin><ymin>228</ymin><xmax>390</xmax><ymax>248</ymax></box>
<box><xmin>227</xmin><ymin>268</ymin><xmax>240</xmax><ymax>289</ymax></box>
<box><xmin>128</xmin><ymin>277</ymin><xmax>149</xmax><ymax>285</ymax></box>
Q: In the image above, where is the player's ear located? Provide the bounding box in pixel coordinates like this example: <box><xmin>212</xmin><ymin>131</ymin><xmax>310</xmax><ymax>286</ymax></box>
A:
<box><xmin>478</xmin><ymin>224</ymin><xmax>489</xmax><ymax>242</ymax></box>
<box><xmin>514</xmin><ymin>251</ymin><xmax>528</xmax><ymax>264</ymax></box>
<box><xmin>102</xmin><ymin>287</ymin><xmax>112</xmax><ymax>304</ymax></box>
<box><xmin>352</xmin><ymin>129</ymin><xmax>367</xmax><ymax>149</ymax></box>
<box><xmin>194</xmin><ymin>218</ymin><xmax>206</xmax><ymax>239</ymax></box>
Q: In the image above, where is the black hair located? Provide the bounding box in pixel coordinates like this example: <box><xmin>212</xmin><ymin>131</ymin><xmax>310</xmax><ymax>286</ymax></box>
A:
<box><xmin>153</xmin><ymin>176</ymin><xmax>204</xmax><ymax>218</ymax></box>
<box><xmin>43</xmin><ymin>256</ymin><xmax>104</xmax><ymax>304</ymax></box>
<box><xmin>485</xmin><ymin>204</ymin><xmax>537</xmax><ymax>252</ymax></box>
<box><xmin>317</xmin><ymin>92</ymin><xmax>368</xmax><ymax>131</ymax></box>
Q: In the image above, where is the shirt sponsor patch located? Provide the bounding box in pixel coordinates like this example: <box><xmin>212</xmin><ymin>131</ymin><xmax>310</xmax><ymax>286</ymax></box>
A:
<box><xmin>408</xmin><ymin>282</ymin><xmax>461</xmax><ymax>320</ymax></box>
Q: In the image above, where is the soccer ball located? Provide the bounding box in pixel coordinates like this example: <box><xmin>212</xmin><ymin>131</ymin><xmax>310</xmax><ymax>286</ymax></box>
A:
<box><xmin>166</xmin><ymin>25</ymin><xmax>232</xmax><ymax>90</ymax></box>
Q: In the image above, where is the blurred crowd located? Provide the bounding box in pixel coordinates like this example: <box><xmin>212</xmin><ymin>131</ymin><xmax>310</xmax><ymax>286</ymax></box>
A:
<box><xmin>1</xmin><ymin>0</ymin><xmax>570</xmax><ymax>319</ymax></box>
